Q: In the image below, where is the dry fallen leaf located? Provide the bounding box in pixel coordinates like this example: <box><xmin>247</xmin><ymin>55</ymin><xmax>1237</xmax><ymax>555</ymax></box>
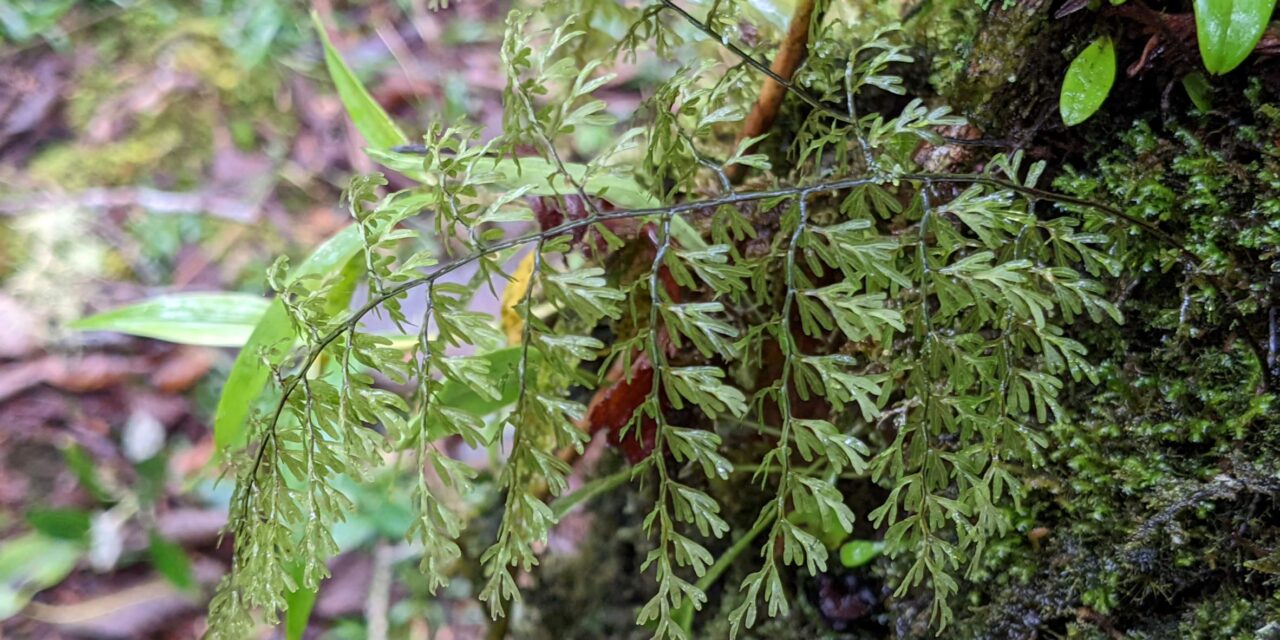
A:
<box><xmin>149</xmin><ymin>346</ymin><xmax>215</xmax><ymax>394</ymax></box>
<box><xmin>45</xmin><ymin>354</ymin><xmax>150</xmax><ymax>393</ymax></box>
<box><xmin>500</xmin><ymin>251</ymin><xmax>538</xmax><ymax>345</ymax></box>
<box><xmin>586</xmin><ymin>352</ymin><xmax>657</xmax><ymax>464</ymax></box>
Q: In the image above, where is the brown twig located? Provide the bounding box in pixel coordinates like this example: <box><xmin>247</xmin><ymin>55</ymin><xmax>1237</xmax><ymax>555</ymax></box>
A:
<box><xmin>724</xmin><ymin>0</ymin><xmax>817</xmax><ymax>184</ymax></box>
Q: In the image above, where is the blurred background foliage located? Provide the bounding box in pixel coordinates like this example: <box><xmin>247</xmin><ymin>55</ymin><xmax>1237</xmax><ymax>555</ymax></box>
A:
<box><xmin>0</xmin><ymin>1</ymin><xmax>521</xmax><ymax>637</ymax></box>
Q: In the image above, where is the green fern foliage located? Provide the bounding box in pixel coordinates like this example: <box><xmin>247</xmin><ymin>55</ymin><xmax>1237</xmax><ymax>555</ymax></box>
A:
<box><xmin>207</xmin><ymin>3</ymin><xmax>1147</xmax><ymax>637</ymax></box>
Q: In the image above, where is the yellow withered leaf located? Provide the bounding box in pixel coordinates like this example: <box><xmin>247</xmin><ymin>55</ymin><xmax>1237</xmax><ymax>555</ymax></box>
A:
<box><xmin>501</xmin><ymin>251</ymin><xmax>538</xmax><ymax>345</ymax></box>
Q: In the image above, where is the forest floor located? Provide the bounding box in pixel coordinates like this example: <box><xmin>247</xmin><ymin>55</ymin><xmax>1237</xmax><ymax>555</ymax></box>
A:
<box><xmin>0</xmin><ymin>2</ymin><xmax>529</xmax><ymax>637</ymax></box>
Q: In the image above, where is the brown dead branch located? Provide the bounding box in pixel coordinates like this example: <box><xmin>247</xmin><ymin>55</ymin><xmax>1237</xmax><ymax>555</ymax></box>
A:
<box><xmin>725</xmin><ymin>0</ymin><xmax>818</xmax><ymax>184</ymax></box>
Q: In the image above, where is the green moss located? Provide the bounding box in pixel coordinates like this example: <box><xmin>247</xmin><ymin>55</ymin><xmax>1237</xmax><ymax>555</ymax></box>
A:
<box><xmin>1187</xmin><ymin>597</ymin><xmax>1270</xmax><ymax>638</ymax></box>
<box><xmin>520</xmin><ymin>463</ymin><xmax>658</xmax><ymax>640</ymax></box>
<box><xmin>26</xmin><ymin>7</ymin><xmax>292</xmax><ymax>191</ymax></box>
<box><xmin>926</xmin><ymin>0</ymin><xmax>1057</xmax><ymax>129</ymax></box>
<box><xmin>927</xmin><ymin>67</ymin><xmax>1280</xmax><ymax>639</ymax></box>
<box><xmin>29</xmin><ymin>128</ymin><xmax>191</xmax><ymax>190</ymax></box>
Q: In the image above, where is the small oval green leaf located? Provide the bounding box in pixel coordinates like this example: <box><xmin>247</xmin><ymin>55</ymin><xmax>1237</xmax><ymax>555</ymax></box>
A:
<box><xmin>838</xmin><ymin>539</ymin><xmax>885</xmax><ymax>569</ymax></box>
<box><xmin>1182</xmin><ymin>72</ymin><xmax>1214</xmax><ymax>112</ymax></box>
<box><xmin>1060</xmin><ymin>36</ymin><xmax>1116</xmax><ymax>127</ymax></box>
<box><xmin>69</xmin><ymin>293</ymin><xmax>270</xmax><ymax>347</ymax></box>
<box><xmin>1194</xmin><ymin>0</ymin><xmax>1276</xmax><ymax>74</ymax></box>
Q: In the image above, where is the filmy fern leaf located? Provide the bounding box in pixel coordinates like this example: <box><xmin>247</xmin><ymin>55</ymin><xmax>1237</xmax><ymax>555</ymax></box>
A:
<box><xmin>204</xmin><ymin>5</ymin><xmax>1161</xmax><ymax>639</ymax></box>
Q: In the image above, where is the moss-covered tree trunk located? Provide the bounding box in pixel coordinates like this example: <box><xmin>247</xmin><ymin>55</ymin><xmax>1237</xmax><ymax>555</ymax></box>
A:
<box><xmin>881</xmin><ymin>2</ymin><xmax>1278</xmax><ymax>636</ymax></box>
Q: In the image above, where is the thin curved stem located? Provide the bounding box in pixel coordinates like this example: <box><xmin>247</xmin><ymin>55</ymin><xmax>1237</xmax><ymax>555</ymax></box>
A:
<box><xmin>756</xmin><ymin>191</ymin><xmax>810</xmax><ymax>559</ymax></box>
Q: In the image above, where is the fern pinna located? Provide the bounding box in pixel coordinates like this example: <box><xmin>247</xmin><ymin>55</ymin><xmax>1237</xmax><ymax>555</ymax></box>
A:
<box><xmin>209</xmin><ymin>3</ymin><xmax>1170</xmax><ymax>637</ymax></box>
